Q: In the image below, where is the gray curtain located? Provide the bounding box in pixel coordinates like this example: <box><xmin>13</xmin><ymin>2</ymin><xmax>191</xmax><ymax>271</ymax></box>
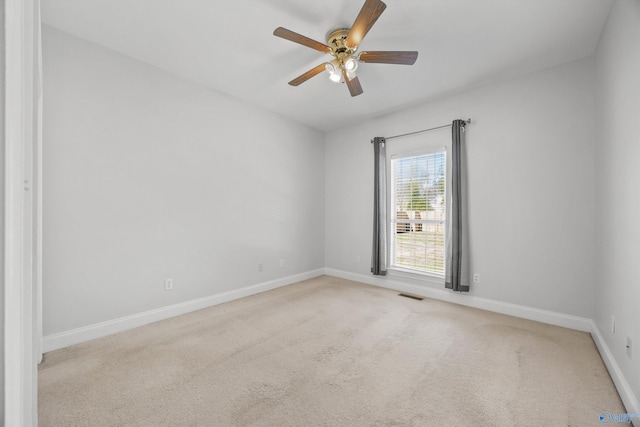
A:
<box><xmin>371</xmin><ymin>137</ymin><xmax>388</xmax><ymax>276</ymax></box>
<box><xmin>445</xmin><ymin>120</ymin><xmax>470</xmax><ymax>291</ymax></box>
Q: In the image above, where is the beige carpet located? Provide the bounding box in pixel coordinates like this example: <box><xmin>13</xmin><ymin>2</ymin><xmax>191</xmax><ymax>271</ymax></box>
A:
<box><xmin>39</xmin><ymin>276</ymin><xmax>626</xmax><ymax>426</ymax></box>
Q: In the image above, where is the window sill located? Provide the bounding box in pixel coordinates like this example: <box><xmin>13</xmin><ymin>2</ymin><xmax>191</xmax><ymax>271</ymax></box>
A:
<box><xmin>387</xmin><ymin>267</ymin><xmax>444</xmax><ymax>285</ymax></box>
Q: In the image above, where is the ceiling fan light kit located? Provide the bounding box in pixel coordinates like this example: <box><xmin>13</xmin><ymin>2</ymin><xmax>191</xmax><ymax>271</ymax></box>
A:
<box><xmin>273</xmin><ymin>0</ymin><xmax>418</xmax><ymax>97</ymax></box>
<box><xmin>325</xmin><ymin>59</ymin><xmax>342</xmax><ymax>83</ymax></box>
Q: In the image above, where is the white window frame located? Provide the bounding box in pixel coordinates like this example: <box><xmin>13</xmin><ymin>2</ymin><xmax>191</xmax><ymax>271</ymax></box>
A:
<box><xmin>388</xmin><ymin>148</ymin><xmax>447</xmax><ymax>278</ymax></box>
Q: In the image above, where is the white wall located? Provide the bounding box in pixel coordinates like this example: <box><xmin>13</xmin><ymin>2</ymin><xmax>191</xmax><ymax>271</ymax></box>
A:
<box><xmin>42</xmin><ymin>26</ymin><xmax>325</xmax><ymax>336</ymax></box>
<box><xmin>594</xmin><ymin>0</ymin><xmax>640</xmax><ymax>409</ymax></box>
<box><xmin>326</xmin><ymin>58</ymin><xmax>597</xmax><ymax>318</ymax></box>
<box><xmin>1</xmin><ymin>1</ymin><xmax>5</xmax><ymax>419</ymax></box>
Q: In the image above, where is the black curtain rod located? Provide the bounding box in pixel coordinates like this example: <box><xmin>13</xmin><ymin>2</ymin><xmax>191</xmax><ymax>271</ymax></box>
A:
<box><xmin>371</xmin><ymin>118</ymin><xmax>472</xmax><ymax>142</ymax></box>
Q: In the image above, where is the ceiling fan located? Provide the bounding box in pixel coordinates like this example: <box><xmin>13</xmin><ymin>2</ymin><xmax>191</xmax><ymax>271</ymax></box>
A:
<box><xmin>273</xmin><ymin>0</ymin><xmax>418</xmax><ymax>97</ymax></box>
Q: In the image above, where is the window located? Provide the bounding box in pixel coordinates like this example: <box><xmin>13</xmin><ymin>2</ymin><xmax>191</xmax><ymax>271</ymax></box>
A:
<box><xmin>390</xmin><ymin>150</ymin><xmax>446</xmax><ymax>275</ymax></box>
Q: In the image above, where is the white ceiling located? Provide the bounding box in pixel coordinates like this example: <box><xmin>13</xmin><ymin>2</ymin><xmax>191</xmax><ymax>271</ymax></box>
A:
<box><xmin>41</xmin><ymin>0</ymin><xmax>612</xmax><ymax>131</ymax></box>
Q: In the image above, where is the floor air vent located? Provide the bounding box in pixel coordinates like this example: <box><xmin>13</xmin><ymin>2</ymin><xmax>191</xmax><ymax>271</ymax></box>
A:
<box><xmin>398</xmin><ymin>293</ymin><xmax>424</xmax><ymax>301</ymax></box>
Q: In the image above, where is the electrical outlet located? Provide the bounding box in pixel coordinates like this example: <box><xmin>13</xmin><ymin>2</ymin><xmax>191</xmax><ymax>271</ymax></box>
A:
<box><xmin>280</xmin><ymin>259</ymin><xmax>285</xmax><ymax>268</ymax></box>
<box><xmin>473</xmin><ymin>273</ymin><xmax>480</xmax><ymax>283</ymax></box>
<box><xmin>164</xmin><ymin>278</ymin><xmax>173</xmax><ymax>290</ymax></box>
<box><xmin>627</xmin><ymin>337</ymin><xmax>633</xmax><ymax>358</ymax></box>
<box><xmin>611</xmin><ymin>315</ymin><xmax>615</xmax><ymax>334</ymax></box>
<box><xmin>258</xmin><ymin>263</ymin><xmax>263</xmax><ymax>272</ymax></box>
<box><xmin>356</xmin><ymin>256</ymin><xmax>361</xmax><ymax>264</ymax></box>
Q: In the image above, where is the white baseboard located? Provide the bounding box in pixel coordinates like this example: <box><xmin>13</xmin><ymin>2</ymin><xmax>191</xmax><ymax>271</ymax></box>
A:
<box><xmin>591</xmin><ymin>322</ymin><xmax>640</xmax><ymax>418</ymax></box>
<box><xmin>324</xmin><ymin>268</ymin><xmax>592</xmax><ymax>332</ymax></box>
<box><xmin>43</xmin><ymin>269</ymin><xmax>325</xmax><ymax>353</ymax></box>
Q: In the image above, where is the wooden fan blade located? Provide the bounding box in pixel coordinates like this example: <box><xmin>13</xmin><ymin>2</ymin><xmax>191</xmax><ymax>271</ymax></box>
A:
<box><xmin>274</xmin><ymin>27</ymin><xmax>332</xmax><ymax>54</ymax></box>
<box><xmin>343</xmin><ymin>69</ymin><xmax>364</xmax><ymax>97</ymax></box>
<box><xmin>359</xmin><ymin>51</ymin><xmax>418</xmax><ymax>65</ymax></box>
<box><xmin>345</xmin><ymin>0</ymin><xmax>387</xmax><ymax>48</ymax></box>
<box><xmin>288</xmin><ymin>63</ymin><xmax>327</xmax><ymax>86</ymax></box>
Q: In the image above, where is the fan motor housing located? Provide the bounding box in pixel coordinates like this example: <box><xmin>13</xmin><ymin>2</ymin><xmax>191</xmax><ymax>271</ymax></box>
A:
<box><xmin>327</xmin><ymin>28</ymin><xmax>356</xmax><ymax>55</ymax></box>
